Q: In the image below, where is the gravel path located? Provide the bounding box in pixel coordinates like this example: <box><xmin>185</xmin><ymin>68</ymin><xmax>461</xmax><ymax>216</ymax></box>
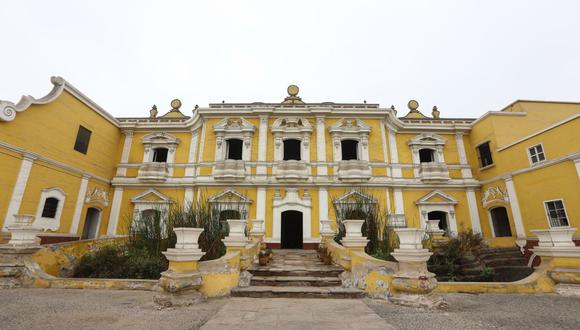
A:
<box><xmin>0</xmin><ymin>289</ymin><xmax>225</xmax><ymax>330</ymax></box>
<box><xmin>366</xmin><ymin>293</ymin><xmax>580</xmax><ymax>330</ymax></box>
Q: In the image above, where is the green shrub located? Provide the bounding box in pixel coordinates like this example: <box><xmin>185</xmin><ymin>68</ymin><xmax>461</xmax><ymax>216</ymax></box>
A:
<box><xmin>480</xmin><ymin>266</ymin><xmax>495</xmax><ymax>282</ymax></box>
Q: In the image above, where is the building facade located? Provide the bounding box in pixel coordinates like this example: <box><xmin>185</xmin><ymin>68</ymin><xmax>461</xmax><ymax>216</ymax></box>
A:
<box><xmin>1</xmin><ymin>77</ymin><xmax>579</xmax><ymax>249</ymax></box>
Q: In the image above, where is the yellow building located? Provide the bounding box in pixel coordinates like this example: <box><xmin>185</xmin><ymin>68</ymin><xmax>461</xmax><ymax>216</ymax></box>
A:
<box><xmin>1</xmin><ymin>77</ymin><xmax>578</xmax><ymax>251</ymax></box>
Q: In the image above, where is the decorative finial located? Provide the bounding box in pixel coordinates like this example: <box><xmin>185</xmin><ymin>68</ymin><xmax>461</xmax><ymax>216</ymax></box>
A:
<box><xmin>432</xmin><ymin>106</ymin><xmax>440</xmax><ymax>119</ymax></box>
<box><xmin>363</xmin><ymin>100</ymin><xmax>367</xmax><ymax>104</ymax></box>
<box><xmin>170</xmin><ymin>99</ymin><xmax>182</xmax><ymax>111</ymax></box>
<box><xmin>149</xmin><ymin>104</ymin><xmax>158</xmax><ymax>118</ymax></box>
<box><xmin>282</xmin><ymin>84</ymin><xmax>304</xmax><ymax>104</ymax></box>
<box><xmin>407</xmin><ymin>100</ymin><xmax>419</xmax><ymax>112</ymax></box>
<box><xmin>194</xmin><ymin>104</ymin><xmax>199</xmax><ymax>109</ymax></box>
<box><xmin>390</xmin><ymin>105</ymin><xmax>395</xmax><ymax>110</ymax></box>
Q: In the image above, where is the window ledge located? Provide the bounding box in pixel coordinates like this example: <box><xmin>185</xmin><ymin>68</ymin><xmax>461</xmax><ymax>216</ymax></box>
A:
<box><xmin>479</xmin><ymin>164</ymin><xmax>495</xmax><ymax>171</ymax></box>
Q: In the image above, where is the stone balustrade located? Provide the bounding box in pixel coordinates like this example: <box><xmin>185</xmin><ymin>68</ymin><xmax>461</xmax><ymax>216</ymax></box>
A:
<box><xmin>337</xmin><ymin>160</ymin><xmax>371</xmax><ymax>182</ymax></box>
<box><xmin>212</xmin><ymin>159</ymin><xmax>246</xmax><ymax>181</ymax></box>
<box><xmin>418</xmin><ymin>162</ymin><xmax>450</xmax><ymax>182</ymax></box>
<box><xmin>274</xmin><ymin>160</ymin><xmax>309</xmax><ymax>181</ymax></box>
<box><xmin>137</xmin><ymin>162</ymin><xmax>168</xmax><ymax>182</ymax></box>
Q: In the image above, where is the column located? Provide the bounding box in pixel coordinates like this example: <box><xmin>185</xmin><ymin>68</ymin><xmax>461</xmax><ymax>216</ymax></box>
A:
<box><xmin>504</xmin><ymin>176</ymin><xmax>526</xmax><ymax>238</ymax></box>
<box><xmin>184</xmin><ymin>188</ymin><xmax>194</xmax><ymax>205</ymax></box>
<box><xmin>316</xmin><ymin>116</ymin><xmax>327</xmax><ymax>176</ymax></box>
<box><xmin>106</xmin><ymin>187</ymin><xmax>124</xmax><ymax>236</ymax></box>
<box><xmin>69</xmin><ymin>174</ymin><xmax>91</xmax><ymax>235</ymax></box>
<box><xmin>196</xmin><ymin>122</ymin><xmax>206</xmax><ymax>176</ymax></box>
<box><xmin>255</xmin><ymin>187</ymin><xmax>266</xmax><ymax>232</ymax></box>
<box><xmin>393</xmin><ymin>188</ymin><xmax>404</xmax><ymax>214</ymax></box>
<box><xmin>455</xmin><ymin>132</ymin><xmax>473</xmax><ymax>178</ymax></box>
<box><xmin>387</xmin><ymin>126</ymin><xmax>402</xmax><ymax>178</ymax></box>
<box><xmin>3</xmin><ymin>153</ymin><xmax>36</xmax><ymax>230</ymax></box>
<box><xmin>380</xmin><ymin>119</ymin><xmax>391</xmax><ymax>176</ymax></box>
<box><xmin>256</xmin><ymin>115</ymin><xmax>268</xmax><ymax>176</ymax></box>
<box><xmin>116</xmin><ymin>130</ymin><xmax>133</xmax><ymax>176</ymax></box>
<box><xmin>318</xmin><ymin>187</ymin><xmax>329</xmax><ymax>233</ymax></box>
<box><xmin>465</xmin><ymin>188</ymin><xmax>482</xmax><ymax>234</ymax></box>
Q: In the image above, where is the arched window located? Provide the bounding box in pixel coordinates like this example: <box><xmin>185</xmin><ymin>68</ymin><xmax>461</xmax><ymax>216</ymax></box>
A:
<box><xmin>152</xmin><ymin>148</ymin><xmax>168</xmax><ymax>162</ymax></box>
<box><xmin>226</xmin><ymin>139</ymin><xmax>243</xmax><ymax>160</ymax></box>
<box><xmin>419</xmin><ymin>149</ymin><xmax>435</xmax><ymax>163</ymax></box>
<box><xmin>283</xmin><ymin>139</ymin><xmax>301</xmax><ymax>161</ymax></box>
<box><xmin>341</xmin><ymin>139</ymin><xmax>359</xmax><ymax>160</ymax></box>
<box><xmin>490</xmin><ymin>207</ymin><xmax>512</xmax><ymax>237</ymax></box>
<box><xmin>41</xmin><ymin>197</ymin><xmax>59</xmax><ymax>218</ymax></box>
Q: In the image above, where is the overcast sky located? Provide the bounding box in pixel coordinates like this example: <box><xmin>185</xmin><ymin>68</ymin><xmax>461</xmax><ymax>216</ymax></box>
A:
<box><xmin>1</xmin><ymin>1</ymin><xmax>579</xmax><ymax>118</ymax></box>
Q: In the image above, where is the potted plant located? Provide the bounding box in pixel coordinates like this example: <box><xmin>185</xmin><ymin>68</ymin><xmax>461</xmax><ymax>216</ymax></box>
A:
<box><xmin>258</xmin><ymin>249</ymin><xmax>269</xmax><ymax>266</ymax></box>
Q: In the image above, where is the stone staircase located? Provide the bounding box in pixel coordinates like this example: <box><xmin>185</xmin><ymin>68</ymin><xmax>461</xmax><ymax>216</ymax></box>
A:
<box><xmin>231</xmin><ymin>249</ymin><xmax>364</xmax><ymax>298</ymax></box>
<box><xmin>475</xmin><ymin>247</ymin><xmax>534</xmax><ymax>282</ymax></box>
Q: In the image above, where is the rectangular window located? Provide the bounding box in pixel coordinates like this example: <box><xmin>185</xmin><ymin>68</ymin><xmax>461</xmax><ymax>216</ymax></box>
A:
<box><xmin>74</xmin><ymin>126</ymin><xmax>92</xmax><ymax>154</ymax></box>
<box><xmin>544</xmin><ymin>200</ymin><xmax>569</xmax><ymax>227</ymax></box>
<box><xmin>528</xmin><ymin>144</ymin><xmax>546</xmax><ymax>165</ymax></box>
<box><xmin>476</xmin><ymin>141</ymin><xmax>493</xmax><ymax>168</ymax></box>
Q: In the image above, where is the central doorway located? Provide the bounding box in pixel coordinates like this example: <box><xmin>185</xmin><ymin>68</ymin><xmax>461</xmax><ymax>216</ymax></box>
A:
<box><xmin>281</xmin><ymin>210</ymin><xmax>303</xmax><ymax>249</ymax></box>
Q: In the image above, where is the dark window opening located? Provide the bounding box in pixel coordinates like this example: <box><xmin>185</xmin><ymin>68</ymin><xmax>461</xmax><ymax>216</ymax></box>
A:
<box><xmin>428</xmin><ymin>211</ymin><xmax>448</xmax><ymax>233</ymax></box>
<box><xmin>81</xmin><ymin>207</ymin><xmax>101</xmax><ymax>240</ymax></box>
<box><xmin>74</xmin><ymin>126</ymin><xmax>92</xmax><ymax>154</ymax></box>
<box><xmin>226</xmin><ymin>139</ymin><xmax>243</xmax><ymax>160</ymax></box>
<box><xmin>419</xmin><ymin>149</ymin><xmax>435</xmax><ymax>163</ymax></box>
<box><xmin>283</xmin><ymin>139</ymin><xmax>301</xmax><ymax>161</ymax></box>
<box><xmin>281</xmin><ymin>210</ymin><xmax>303</xmax><ymax>249</ymax></box>
<box><xmin>490</xmin><ymin>207</ymin><xmax>512</xmax><ymax>237</ymax></box>
<box><xmin>41</xmin><ymin>197</ymin><xmax>59</xmax><ymax>218</ymax></box>
<box><xmin>152</xmin><ymin>148</ymin><xmax>168</xmax><ymax>162</ymax></box>
<box><xmin>477</xmin><ymin>142</ymin><xmax>493</xmax><ymax>168</ymax></box>
<box><xmin>341</xmin><ymin>139</ymin><xmax>359</xmax><ymax>160</ymax></box>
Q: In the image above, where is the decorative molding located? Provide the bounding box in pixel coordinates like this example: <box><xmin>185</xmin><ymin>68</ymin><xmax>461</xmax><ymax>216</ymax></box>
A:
<box><xmin>415</xmin><ymin>190</ymin><xmax>458</xmax><ymax>205</ymax></box>
<box><xmin>415</xmin><ymin>190</ymin><xmax>458</xmax><ymax>234</ymax></box>
<box><xmin>272</xmin><ymin>188</ymin><xmax>312</xmax><ymax>241</ymax></box>
<box><xmin>85</xmin><ymin>187</ymin><xmax>110</xmax><ymax>207</ymax></box>
<box><xmin>131</xmin><ymin>188</ymin><xmax>173</xmax><ymax>204</ymax></box>
<box><xmin>334</xmin><ymin>190</ymin><xmax>377</xmax><ymax>204</ymax></box>
<box><xmin>33</xmin><ymin>187</ymin><xmax>68</xmax><ymax>231</ymax></box>
<box><xmin>481</xmin><ymin>186</ymin><xmax>509</xmax><ymax>208</ymax></box>
<box><xmin>208</xmin><ymin>189</ymin><xmax>252</xmax><ymax>219</ymax></box>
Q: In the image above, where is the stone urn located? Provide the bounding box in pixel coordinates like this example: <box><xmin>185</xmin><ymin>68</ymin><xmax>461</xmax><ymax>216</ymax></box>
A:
<box><xmin>395</xmin><ymin>228</ymin><xmax>425</xmax><ymax>250</ymax></box>
<box><xmin>6</xmin><ymin>214</ymin><xmax>40</xmax><ymax>246</ymax></box>
<box><xmin>14</xmin><ymin>214</ymin><xmax>35</xmax><ymax>226</ymax></box>
<box><xmin>223</xmin><ymin>219</ymin><xmax>250</xmax><ymax>248</ymax></box>
<box><xmin>531</xmin><ymin>228</ymin><xmax>577</xmax><ymax>247</ymax></box>
<box><xmin>173</xmin><ymin>227</ymin><xmax>204</xmax><ymax>250</ymax></box>
<box><xmin>340</xmin><ymin>220</ymin><xmax>369</xmax><ymax>249</ymax></box>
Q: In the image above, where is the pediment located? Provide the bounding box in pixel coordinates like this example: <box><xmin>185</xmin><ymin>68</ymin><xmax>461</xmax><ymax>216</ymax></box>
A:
<box><xmin>208</xmin><ymin>189</ymin><xmax>252</xmax><ymax>204</ymax></box>
<box><xmin>271</xmin><ymin>117</ymin><xmax>312</xmax><ymax>133</ymax></box>
<box><xmin>329</xmin><ymin>118</ymin><xmax>371</xmax><ymax>134</ymax></box>
<box><xmin>141</xmin><ymin>132</ymin><xmax>180</xmax><ymax>145</ymax></box>
<box><xmin>131</xmin><ymin>189</ymin><xmax>172</xmax><ymax>204</ymax></box>
<box><xmin>213</xmin><ymin>117</ymin><xmax>255</xmax><ymax>133</ymax></box>
<box><xmin>408</xmin><ymin>133</ymin><xmax>446</xmax><ymax>147</ymax></box>
<box><xmin>416</xmin><ymin>190</ymin><xmax>458</xmax><ymax>205</ymax></box>
<box><xmin>334</xmin><ymin>190</ymin><xmax>377</xmax><ymax>204</ymax></box>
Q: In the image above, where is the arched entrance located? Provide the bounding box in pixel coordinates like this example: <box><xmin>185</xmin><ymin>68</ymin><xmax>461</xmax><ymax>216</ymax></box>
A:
<box><xmin>81</xmin><ymin>207</ymin><xmax>101</xmax><ymax>239</ymax></box>
<box><xmin>281</xmin><ymin>210</ymin><xmax>303</xmax><ymax>249</ymax></box>
<box><xmin>490</xmin><ymin>207</ymin><xmax>512</xmax><ymax>237</ymax></box>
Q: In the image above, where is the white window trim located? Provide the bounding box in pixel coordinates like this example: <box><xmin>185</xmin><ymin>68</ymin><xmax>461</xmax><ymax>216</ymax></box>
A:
<box><xmin>329</xmin><ymin>118</ymin><xmax>371</xmax><ymax>162</ymax></box>
<box><xmin>544</xmin><ymin>198</ymin><xmax>570</xmax><ymax>228</ymax></box>
<box><xmin>272</xmin><ymin>117</ymin><xmax>313</xmax><ymax>163</ymax></box>
<box><xmin>213</xmin><ymin>117</ymin><xmax>255</xmax><ymax>162</ymax></box>
<box><xmin>408</xmin><ymin>133</ymin><xmax>447</xmax><ymax>177</ymax></box>
<box><xmin>34</xmin><ymin>187</ymin><xmax>67</xmax><ymax>231</ymax></box>
<box><xmin>527</xmin><ymin>143</ymin><xmax>547</xmax><ymax>166</ymax></box>
<box><xmin>141</xmin><ymin>132</ymin><xmax>180</xmax><ymax>176</ymax></box>
<box><xmin>475</xmin><ymin>140</ymin><xmax>494</xmax><ymax>169</ymax></box>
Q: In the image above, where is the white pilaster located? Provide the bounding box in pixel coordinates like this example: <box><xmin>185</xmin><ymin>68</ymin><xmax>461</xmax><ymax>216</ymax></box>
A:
<box><xmin>184</xmin><ymin>188</ymin><xmax>194</xmax><ymax>205</ymax></box>
<box><xmin>393</xmin><ymin>188</ymin><xmax>404</xmax><ymax>214</ymax></box>
<box><xmin>504</xmin><ymin>176</ymin><xmax>526</xmax><ymax>238</ymax></box>
<box><xmin>196</xmin><ymin>122</ymin><xmax>207</xmax><ymax>176</ymax></box>
<box><xmin>387</xmin><ymin>126</ymin><xmax>402</xmax><ymax>177</ymax></box>
<box><xmin>455</xmin><ymin>132</ymin><xmax>473</xmax><ymax>178</ymax></box>
<box><xmin>573</xmin><ymin>156</ymin><xmax>580</xmax><ymax>179</ymax></box>
<box><xmin>116</xmin><ymin>130</ymin><xmax>133</xmax><ymax>176</ymax></box>
<box><xmin>256</xmin><ymin>187</ymin><xmax>266</xmax><ymax>233</ymax></box>
<box><xmin>3</xmin><ymin>153</ymin><xmax>36</xmax><ymax>230</ymax></box>
<box><xmin>185</xmin><ymin>130</ymin><xmax>199</xmax><ymax>177</ymax></box>
<box><xmin>316</xmin><ymin>116</ymin><xmax>327</xmax><ymax>176</ymax></box>
<box><xmin>385</xmin><ymin>188</ymin><xmax>392</xmax><ymax>214</ymax></box>
<box><xmin>257</xmin><ymin>115</ymin><xmax>268</xmax><ymax>175</ymax></box>
<box><xmin>318</xmin><ymin>187</ymin><xmax>329</xmax><ymax>235</ymax></box>
<box><xmin>106</xmin><ymin>187</ymin><xmax>124</xmax><ymax>236</ymax></box>
<box><xmin>380</xmin><ymin>119</ymin><xmax>391</xmax><ymax>176</ymax></box>
<box><xmin>466</xmin><ymin>188</ymin><xmax>482</xmax><ymax>234</ymax></box>
<box><xmin>69</xmin><ymin>174</ymin><xmax>90</xmax><ymax>235</ymax></box>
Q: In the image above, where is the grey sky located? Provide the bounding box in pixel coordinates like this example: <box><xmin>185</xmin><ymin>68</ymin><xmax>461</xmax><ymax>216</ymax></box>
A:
<box><xmin>1</xmin><ymin>0</ymin><xmax>579</xmax><ymax>118</ymax></box>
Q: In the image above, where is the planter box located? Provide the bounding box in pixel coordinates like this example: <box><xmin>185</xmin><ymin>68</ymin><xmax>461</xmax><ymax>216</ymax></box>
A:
<box><xmin>531</xmin><ymin>228</ymin><xmax>577</xmax><ymax>247</ymax></box>
<box><xmin>395</xmin><ymin>228</ymin><xmax>425</xmax><ymax>250</ymax></box>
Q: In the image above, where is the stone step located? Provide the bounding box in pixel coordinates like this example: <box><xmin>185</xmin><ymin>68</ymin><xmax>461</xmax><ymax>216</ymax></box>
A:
<box><xmin>484</xmin><ymin>257</ymin><xmax>528</xmax><ymax>267</ymax></box>
<box><xmin>231</xmin><ymin>286</ymin><xmax>365</xmax><ymax>299</ymax></box>
<box><xmin>476</xmin><ymin>249</ymin><xmax>522</xmax><ymax>259</ymax></box>
<box><xmin>248</xmin><ymin>267</ymin><xmax>343</xmax><ymax>278</ymax></box>
<box><xmin>251</xmin><ymin>275</ymin><xmax>342</xmax><ymax>287</ymax></box>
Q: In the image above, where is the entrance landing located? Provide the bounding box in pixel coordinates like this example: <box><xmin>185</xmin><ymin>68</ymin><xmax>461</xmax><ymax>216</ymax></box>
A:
<box><xmin>232</xmin><ymin>250</ymin><xmax>364</xmax><ymax>298</ymax></box>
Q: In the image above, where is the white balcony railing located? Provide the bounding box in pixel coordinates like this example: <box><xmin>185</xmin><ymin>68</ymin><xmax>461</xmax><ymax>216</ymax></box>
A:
<box><xmin>137</xmin><ymin>162</ymin><xmax>168</xmax><ymax>182</ymax></box>
<box><xmin>274</xmin><ymin>160</ymin><xmax>309</xmax><ymax>181</ymax></box>
<box><xmin>387</xmin><ymin>214</ymin><xmax>407</xmax><ymax>228</ymax></box>
<box><xmin>418</xmin><ymin>162</ymin><xmax>450</xmax><ymax>182</ymax></box>
<box><xmin>213</xmin><ymin>159</ymin><xmax>246</xmax><ymax>181</ymax></box>
<box><xmin>337</xmin><ymin>160</ymin><xmax>371</xmax><ymax>182</ymax></box>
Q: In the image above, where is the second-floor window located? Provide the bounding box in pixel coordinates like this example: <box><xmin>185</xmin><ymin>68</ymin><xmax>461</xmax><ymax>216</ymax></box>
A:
<box><xmin>528</xmin><ymin>144</ymin><xmax>546</xmax><ymax>165</ymax></box>
<box><xmin>341</xmin><ymin>139</ymin><xmax>359</xmax><ymax>160</ymax></box>
<box><xmin>283</xmin><ymin>139</ymin><xmax>301</xmax><ymax>161</ymax></box>
<box><xmin>419</xmin><ymin>148</ymin><xmax>435</xmax><ymax>163</ymax></box>
<box><xmin>152</xmin><ymin>148</ymin><xmax>168</xmax><ymax>162</ymax></box>
<box><xmin>74</xmin><ymin>125</ymin><xmax>92</xmax><ymax>154</ymax></box>
<box><xmin>544</xmin><ymin>200</ymin><xmax>569</xmax><ymax>227</ymax></box>
<box><xmin>477</xmin><ymin>141</ymin><xmax>493</xmax><ymax>168</ymax></box>
<box><xmin>226</xmin><ymin>139</ymin><xmax>243</xmax><ymax>160</ymax></box>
